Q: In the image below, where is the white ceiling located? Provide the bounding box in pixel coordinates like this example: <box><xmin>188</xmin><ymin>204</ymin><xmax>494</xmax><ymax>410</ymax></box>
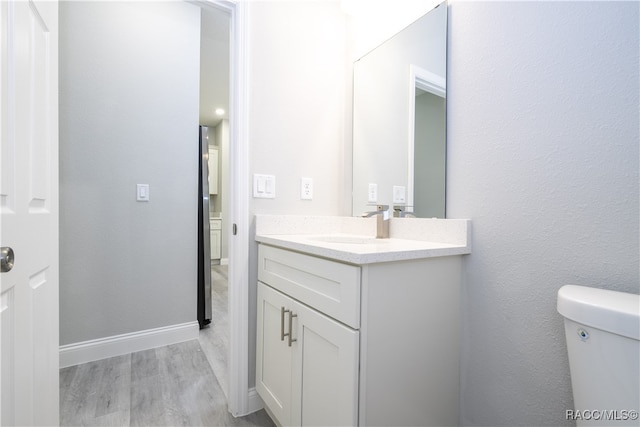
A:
<box><xmin>199</xmin><ymin>7</ymin><xmax>230</xmax><ymax>127</ymax></box>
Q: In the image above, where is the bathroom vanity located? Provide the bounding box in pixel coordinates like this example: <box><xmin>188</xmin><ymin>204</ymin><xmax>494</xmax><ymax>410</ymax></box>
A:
<box><xmin>254</xmin><ymin>215</ymin><xmax>471</xmax><ymax>426</ymax></box>
<box><xmin>210</xmin><ymin>217</ymin><xmax>222</xmax><ymax>260</ymax></box>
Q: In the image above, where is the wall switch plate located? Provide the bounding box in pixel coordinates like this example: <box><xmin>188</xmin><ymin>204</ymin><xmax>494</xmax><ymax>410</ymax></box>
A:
<box><xmin>253</xmin><ymin>174</ymin><xmax>276</xmax><ymax>199</ymax></box>
<box><xmin>368</xmin><ymin>183</ymin><xmax>378</xmax><ymax>203</ymax></box>
<box><xmin>301</xmin><ymin>177</ymin><xmax>313</xmax><ymax>200</ymax></box>
<box><xmin>393</xmin><ymin>185</ymin><xmax>406</xmax><ymax>204</ymax></box>
<box><xmin>137</xmin><ymin>184</ymin><xmax>150</xmax><ymax>202</ymax></box>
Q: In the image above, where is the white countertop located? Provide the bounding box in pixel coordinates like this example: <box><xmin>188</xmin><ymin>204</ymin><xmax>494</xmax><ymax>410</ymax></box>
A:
<box><xmin>255</xmin><ymin>233</ymin><xmax>469</xmax><ymax>264</ymax></box>
<box><xmin>254</xmin><ymin>215</ymin><xmax>471</xmax><ymax>265</ymax></box>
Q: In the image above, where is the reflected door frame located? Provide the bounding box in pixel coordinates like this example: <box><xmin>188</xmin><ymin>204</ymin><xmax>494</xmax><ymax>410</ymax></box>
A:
<box><xmin>407</xmin><ymin>64</ymin><xmax>446</xmax><ymax>214</ymax></box>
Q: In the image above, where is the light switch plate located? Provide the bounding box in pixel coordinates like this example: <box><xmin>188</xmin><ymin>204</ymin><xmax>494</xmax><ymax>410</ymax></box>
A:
<box><xmin>253</xmin><ymin>174</ymin><xmax>276</xmax><ymax>199</ymax></box>
<box><xmin>301</xmin><ymin>177</ymin><xmax>313</xmax><ymax>200</ymax></box>
<box><xmin>137</xmin><ymin>184</ymin><xmax>150</xmax><ymax>202</ymax></box>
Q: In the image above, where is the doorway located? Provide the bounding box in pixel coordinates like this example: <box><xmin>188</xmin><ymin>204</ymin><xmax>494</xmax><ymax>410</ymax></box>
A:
<box><xmin>196</xmin><ymin>2</ymin><xmax>253</xmax><ymax>416</ymax></box>
<box><xmin>197</xmin><ymin>5</ymin><xmax>232</xmax><ymax>399</ymax></box>
<box><xmin>57</xmin><ymin>0</ymin><xmax>253</xmax><ymax>418</ymax></box>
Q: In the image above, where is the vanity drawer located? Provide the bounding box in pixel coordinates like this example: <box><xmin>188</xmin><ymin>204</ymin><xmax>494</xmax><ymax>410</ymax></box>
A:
<box><xmin>258</xmin><ymin>244</ymin><xmax>361</xmax><ymax>329</ymax></box>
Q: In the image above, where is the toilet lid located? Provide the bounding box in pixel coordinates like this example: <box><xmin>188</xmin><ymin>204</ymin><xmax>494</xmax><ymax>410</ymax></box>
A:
<box><xmin>557</xmin><ymin>285</ymin><xmax>640</xmax><ymax>340</ymax></box>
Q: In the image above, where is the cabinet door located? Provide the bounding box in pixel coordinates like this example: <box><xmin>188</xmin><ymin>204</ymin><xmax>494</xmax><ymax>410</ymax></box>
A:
<box><xmin>256</xmin><ymin>282</ymin><xmax>294</xmax><ymax>426</ymax></box>
<box><xmin>293</xmin><ymin>302</ymin><xmax>360</xmax><ymax>427</ymax></box>
<box><xmin>210</xmin><ymin>229</ymin><xmax>221</xmax><ymax>259</ymax></box>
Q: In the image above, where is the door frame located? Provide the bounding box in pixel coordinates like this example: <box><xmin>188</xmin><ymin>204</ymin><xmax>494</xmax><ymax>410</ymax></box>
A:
<box><xmin>196</xmin><ymin>0</ymin><xmax>254</xmax><ymax>417</ymax></box>
<box><xmin>406</xmin><ymin>64</ymin><xmax>445</xmax><ymax>215</ymax></box>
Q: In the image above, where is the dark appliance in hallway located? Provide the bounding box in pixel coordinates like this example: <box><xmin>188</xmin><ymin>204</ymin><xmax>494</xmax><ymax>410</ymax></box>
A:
<box><xmin>197</xmin><ymin>125</ymin><xmax>212</xmax><ymax>328</ymax></box>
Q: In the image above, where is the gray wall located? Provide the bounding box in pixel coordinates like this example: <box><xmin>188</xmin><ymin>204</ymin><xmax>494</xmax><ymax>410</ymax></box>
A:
<box><xmin>447</xmin><ymin>2</ymin><xmax>639</xmax><ymax>426</ymax></box>
<box><xmin>59</xmin><ymin>1</ymin><xmax>201</xmax><ymax>345</ymax></box>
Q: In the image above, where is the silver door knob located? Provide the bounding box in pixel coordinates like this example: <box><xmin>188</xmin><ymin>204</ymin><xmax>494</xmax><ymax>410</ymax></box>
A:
<box><xmin>1</xmin><ymin>247</ymin><xmax>14</xmax><ymax>273</ymax></box>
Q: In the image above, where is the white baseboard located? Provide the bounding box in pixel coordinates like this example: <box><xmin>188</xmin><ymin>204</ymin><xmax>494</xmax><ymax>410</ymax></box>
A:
<box><xmin>220</xmin><ymin>257</ymin><xmax>229</xmax><ymax>265</ymax></box>
<box><xmin>59</xmin><ymin>321</ymin><xmax>200</xmax><ymax>368</ymax></box>
<box><xmin>246</xmin><ymin>387</ymin><xmax>264</xmax><ymax>415</ymax></box>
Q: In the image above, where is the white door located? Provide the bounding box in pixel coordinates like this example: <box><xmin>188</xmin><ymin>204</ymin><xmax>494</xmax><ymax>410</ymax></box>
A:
<box><xmin>1</xmin><ymin>1</ymin><xmax>59</xmax><ymax>425</ymax></box>
<box><xmin>294</xmin><ymin>300</ymin><xmax>359</xmax><ymax>427</ymax></box>
<box><xmin>256</xmin><ymin>282</ymin><xmax>294</xmax><ymax>426</ymax></box>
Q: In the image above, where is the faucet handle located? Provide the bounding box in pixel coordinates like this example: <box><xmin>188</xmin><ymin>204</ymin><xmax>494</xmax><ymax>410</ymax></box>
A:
<box><xmin>360</xmin><ymin>205</ymin><xmax>389</xmax><ymax>219</ymax></box>
<box><xmin>361</xmin><ymin>204</ymin><xmax>390</xmax><ymax>218</ymax></box>
<box><xmin>377</xmin><ymin>205</ymin><xmax>390</xmax><ymax>220</ymax></box>
<box><xmin>393</xmin><ymin>205</ymin><xmax>415</xmax><ymax>218</ymax></box>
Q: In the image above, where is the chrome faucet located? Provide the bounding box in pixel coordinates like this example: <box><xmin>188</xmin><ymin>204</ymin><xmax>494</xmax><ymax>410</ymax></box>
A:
<box><xmin>362</xmin><ymin>205</ymin><xmax>390</xmax><ymax>238</ymax></box>
<box><xmin>393</xmin><ymin>206</ymin><xmax>417</xmax><ymax>218</ymax></box>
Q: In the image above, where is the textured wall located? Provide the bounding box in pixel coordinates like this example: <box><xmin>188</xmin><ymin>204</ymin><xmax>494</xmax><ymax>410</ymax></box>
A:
<box><xmin>447</xmin><ymin>2</ymin><xmax>639</xmax><ymax>426</ymax></box>
<box><xmin>59</xmin><ymin>1</ymin><xmax>200</xmax><ymax>344</ymax></box>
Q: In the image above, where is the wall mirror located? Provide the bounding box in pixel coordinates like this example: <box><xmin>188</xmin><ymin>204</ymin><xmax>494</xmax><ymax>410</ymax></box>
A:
<box><xmin>352</xmin><ymin>2</ymin><xmax>447</xmax><ymax>218</ymax></box>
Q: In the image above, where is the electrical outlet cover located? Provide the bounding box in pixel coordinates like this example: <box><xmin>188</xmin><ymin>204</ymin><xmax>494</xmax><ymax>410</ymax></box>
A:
<box><xmin>393</xmin><ymin>185</ymin><xmax>406</xmax><ymax>204</ymax></box>
<box><xmin>301</xmin><ymin>177</ymin><xmax>313</xmax><ymax>200</ymax></box>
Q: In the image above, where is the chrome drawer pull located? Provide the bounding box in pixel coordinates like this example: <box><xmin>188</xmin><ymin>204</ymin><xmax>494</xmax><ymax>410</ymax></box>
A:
<box><xmin>281</xmin><ymin>306</ymin><xmax>286</xmax><ymax>341</ymax></box>
<box><xmin>288</xmin><ymin>312</ymin><xmax>297</xmax><ymax>347</ymax></box>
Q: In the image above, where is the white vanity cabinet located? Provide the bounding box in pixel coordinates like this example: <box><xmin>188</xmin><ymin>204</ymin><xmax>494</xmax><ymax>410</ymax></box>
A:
<box><xmin>256</xmin><ymin>241</ymin><xmax>462</xmax><ymax>427</ymax></box>
<box><xmin>256</xmin><ymin>283</ymin><xmax>359</xmax><ymax>426</ymax></box>
<box><xmin>256</xmin><ymin>245</ymin><xmax>360</xmax><ymax>427</ymax></box>
<box><xmin>210</xmin><ymin>219</ymin><xmax>221</xmax><ymax>260</ymax></box>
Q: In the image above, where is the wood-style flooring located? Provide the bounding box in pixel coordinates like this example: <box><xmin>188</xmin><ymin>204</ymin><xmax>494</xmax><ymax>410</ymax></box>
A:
<box><xmin>59</xmin><ymin>265</ymin><xmax>274</xmax><ymax>427</ymax></box>
<box><xmin>198</xmin><ymin>265</ymin><xmax>230</xmax><ymax>401</ymax></box>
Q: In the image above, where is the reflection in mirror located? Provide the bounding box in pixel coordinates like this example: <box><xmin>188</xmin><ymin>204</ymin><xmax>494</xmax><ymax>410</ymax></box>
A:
<box><xmin>409</xmin><ymin>67</ymin><xmax>445</xmax><ymax>218</ymax></box>
<box><xmin>352</xmin><ymin>2</ymin><xmax>447</xmax><ymax>218</ymax></box>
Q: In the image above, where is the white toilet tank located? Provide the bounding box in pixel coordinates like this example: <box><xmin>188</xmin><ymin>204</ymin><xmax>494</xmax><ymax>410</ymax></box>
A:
<box><xmin>557</xmin><ymin>285</ymin><xmax>640</xmax><ymax>426</ymax></box>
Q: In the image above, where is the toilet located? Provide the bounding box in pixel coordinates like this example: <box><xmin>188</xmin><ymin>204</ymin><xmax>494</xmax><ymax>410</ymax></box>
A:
<box><xmin>557</xmin><ymin>285</ymin><xmax>640</xmax><ymax>426</ymax></box>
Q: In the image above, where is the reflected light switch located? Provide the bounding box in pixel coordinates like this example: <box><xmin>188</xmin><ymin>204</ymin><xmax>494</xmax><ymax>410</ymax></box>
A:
<box><xmin>368</xmin><ymin>183</ymin><xmax>378</xmax><ymax>203</ymax></box>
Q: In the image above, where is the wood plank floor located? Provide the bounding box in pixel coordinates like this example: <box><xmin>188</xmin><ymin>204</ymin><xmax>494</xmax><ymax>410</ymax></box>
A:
<box><xmin>60</xmin><ymin>265</ymin><xmax>274</xmax><ymax>427</ymax></box>
<box><xmin>198</xmin><ymin>265</ymin><xmax>230</xmax><ymax>400</ymax></box>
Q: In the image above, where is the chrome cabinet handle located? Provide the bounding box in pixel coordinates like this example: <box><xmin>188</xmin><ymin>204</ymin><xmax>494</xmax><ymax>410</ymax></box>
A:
<box><xmin>280</xmin><ymin>306</ymin><xmax>286</xmax><ymax>341</ymax></box>
<box><xmin>280</xmin><ymin>306</ymin><xmax>297</xmax><ymax>347</ymax></box>
<box><xmin>282</xmin><ymin>308</ymin><xmax>293</xmax><ymax>343</ymax></box>
<box><xmin>1</xmin><ymin>247</ymin><xmax>14</xmax><ymax>273</ymax></box>
<box><xmin>288</xmin><ymin>312</ymin><xmax>297</xmax><ymax>347</ymax></box>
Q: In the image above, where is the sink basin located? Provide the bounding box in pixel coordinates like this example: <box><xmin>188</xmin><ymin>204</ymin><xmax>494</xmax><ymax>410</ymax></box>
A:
<box><xmin>306</xmin><ymin>235</ymin><xmax>386</xmax><ymax>245</ymax></box>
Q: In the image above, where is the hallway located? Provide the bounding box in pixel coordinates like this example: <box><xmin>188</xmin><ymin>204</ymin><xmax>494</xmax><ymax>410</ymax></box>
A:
<box><xmin>59</xmin><ymin>265</ymin><xmax>274</xmax><ymax>426</ymax></box>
